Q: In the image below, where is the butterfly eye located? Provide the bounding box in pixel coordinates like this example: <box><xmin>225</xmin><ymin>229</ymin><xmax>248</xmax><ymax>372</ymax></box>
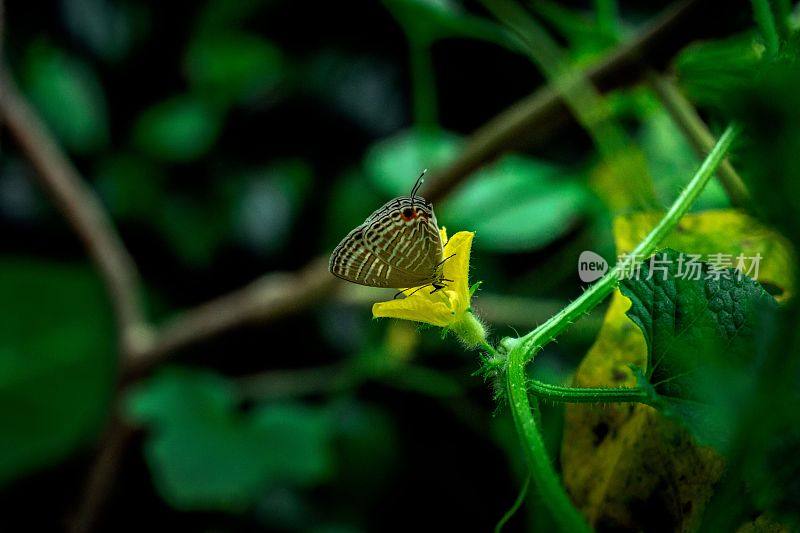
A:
<box><xmin>402</xmin><ymin>207</ymin><xmax>414</xmax><ymax>220</ymax></box>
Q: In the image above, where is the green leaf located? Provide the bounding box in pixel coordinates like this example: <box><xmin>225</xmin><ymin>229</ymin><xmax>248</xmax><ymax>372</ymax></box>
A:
<box><xmin>382</xmin><ymin>0</ymin><xmax>515</xmax><ymax>48</ymax></box>
<box><xmin>0</xmin><ymin>259</ymin><xmax>114</xmax><ymax>485</ymax></box>
<box><xmin>619</xmin><ymin>249</ymin><xmax>776</xmax><ymax>447</ymax></box>
<box><xmin>126</xmin><ymin>367</ymin><xmax>333</xmax><ymax>512</ymax></box>
<box><xmin>22</xmin><ymin>41</ymin><xmax>109</xmax><ymax>153</ymax></box>
<box><xmin>185</xmin><ymin>32</ymin><xmax>285</xmax><ymax>107</ymax></box>
<box><xmin>133</xmin><ymin>95</ymin><xmax>222</xmax><ymax>162</ymax></box>
<box><xmin>324</xmin><ymin>170</ymin><xmax>386</xmax><ymax>250</ymax></box>
<box><xmin>639</xmin><ymin>109</ymin><xmax>728</xmax><ymax>210</ymax></box>
<box><xmin>674</xmin><ymin>32</ymin><xmax>763</xmax><ymax>109</ymax></box>
<box><xmin>62</xmin><ymin>0</ymin><xmax>147</xmax><ymax>63</ymax></box>
<box><xmin>226</xmin><ymin>160</ymin><xmax>313</xmax><ymax>255</ymax></box>
<box><xmin>157</xmin><ymin>196</ymin><xmax>229</xmax><ymax>266</ymax></box>
<box><xmin>440</xmin><ymin>155</ymin><xmax>591</xmax><ymax>252</ymax></box>
<box><xmin>363</xmin><ymin>128</ymin><xmax>462</xmax><ymax>197</ymax></box>
<box><xmin>305</xmin><ymin>52</ymin><xmax>404</xmax><ymax>135</ymax></box>
<box><xmin>530</xmin><ymin>0</ymin><xmax>617</xmax><ymax>63</ymax></box>
<box><xmin>94</xmin><ymin>153</ymin><xmax>166</xmax><ymax>220</ymax></box>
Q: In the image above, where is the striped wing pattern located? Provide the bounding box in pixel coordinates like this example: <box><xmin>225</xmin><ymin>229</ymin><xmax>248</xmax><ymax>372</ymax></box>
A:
<box><xmin>329</xmin><ymin>196</ymin><xmax>443</xmax><ymax>288</ymax></box>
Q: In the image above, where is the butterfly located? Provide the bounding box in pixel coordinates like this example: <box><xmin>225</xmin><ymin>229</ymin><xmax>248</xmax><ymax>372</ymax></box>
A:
<box><xmin>329</xmin><ymin>170</ymin><xmax>454</xmax><ymax>296</ymax></box>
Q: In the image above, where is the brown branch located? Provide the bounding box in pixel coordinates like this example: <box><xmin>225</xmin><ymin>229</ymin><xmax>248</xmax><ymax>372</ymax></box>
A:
<box><xmin>123</xmin><ymin>255</ymin><xmax>338</xmax><ymax>379</ymax></box>
<box><xmin>0</xmin><ymin>69</ymin><xmax>150</xmax><ymax>356</ymax></box>
<box><xmin>69</xmin><ymin>416</ymin><xmax>136</xmax><ymax>533</ymax></box>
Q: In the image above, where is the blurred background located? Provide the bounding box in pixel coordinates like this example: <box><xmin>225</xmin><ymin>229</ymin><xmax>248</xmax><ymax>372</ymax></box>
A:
<box><xmin>0</xmin><ymin>0</ymin><xmax>791</xmax><ymax>531</ymax></box>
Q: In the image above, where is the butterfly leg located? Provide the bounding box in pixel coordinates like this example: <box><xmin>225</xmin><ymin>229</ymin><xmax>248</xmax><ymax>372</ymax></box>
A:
<box><xmin>394</xmin><ymin>284</ymin><xmax>433</xmax><ymax>299</ymax></box>
<box><xmin>435</xmin><ymin>253</ymin><xmax>456</xmax><ymax>269</ymax></box>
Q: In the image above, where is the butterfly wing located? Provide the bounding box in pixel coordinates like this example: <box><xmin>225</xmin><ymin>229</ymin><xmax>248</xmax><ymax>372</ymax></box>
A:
<box><xmin>360</xmin><ymin>197</ymin><xmax>443</xmax><ymax>280</ymax></box>
<box><xmin>329</xmin><ymin>197</ymin><xmax>443</xmax><ymax>288</ymax></box>
<box><xmin>329</xmin><ymin>223</ymin><xmax>430</xmax><ymax>288</ymax></box>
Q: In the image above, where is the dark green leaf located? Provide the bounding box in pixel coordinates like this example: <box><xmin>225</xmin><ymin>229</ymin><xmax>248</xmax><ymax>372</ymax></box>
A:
<box><xmin>620</xmin><ymin>249</ymin><xmax>776</xmax><ymax>447</ymax></box>
<box><xmin>382</xmin><ymin>0</ymin><xmax>515</xmax><ymax>48</ymax></box>
<box><xmin>226</xmin><ymin>160</ymin><xmax>313</xmax><ymax>255</ymax></box>
<box><xmin>133</xmin><ymin>95</ymin><xmax>222</xmax><ymax>162</ymax></box>
<box><xmin>22</xmin><ymin>41</ymin><xmax>109</xmax><ymax>153</ymax></box>
<box><xmin>674</xmin><ymin>32</ymin><xmax>762</xmax><ymax>109</ymax></box>
<box><xmin>94</xmin><ymin>153</ymin><xmax>166</xmax><ymax>220</ymax></box>
<box><xmin>126</xmin><ymin>367</ymin><xmax>333</xmax><ymax>512</ymax></box>
<box><xmin>530</xmin><ymin>0</ymin><xmax>617</xmax><ymax>62</ymax></box>
<box><xmin>185</xmin><ymin>32</ymin><xmax>286</xmax><ymax>107</ymax></box>
<box><xmin>324</xmin><ymin>170</ymin><xmax>384</xmax><ymax>250</ymax></box>
<box><xmin>0</xmin><ymin>259</ymin><xmax>114</xmax><ymax>485</ymax></box>
<box><xmin>639</xmin><ymin>109</ymin><xmax>728</xmax><ymax>210</ymax></box>
<box><xmin>61</xmin><ymin>0</ymin><xmax>147</xmax><ymax>62</ymax></box>
<box><xmin>157</xmin><ymin>196</ymin><xmax>229</xmax><ymax>266</ymax></box>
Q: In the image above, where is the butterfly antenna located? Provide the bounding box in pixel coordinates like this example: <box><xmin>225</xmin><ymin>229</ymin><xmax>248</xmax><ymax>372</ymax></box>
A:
<box><xmin>410</xmin><ymin>168</ymin><xmax>427</xmax><ymax>210</ymax></box>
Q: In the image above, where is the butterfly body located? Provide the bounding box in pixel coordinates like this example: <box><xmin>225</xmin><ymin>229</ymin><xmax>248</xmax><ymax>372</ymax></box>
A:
<box><xmin>329</xmin><ymin>195</ymin><xmax>445</xmax><ymax>289</ymax></box>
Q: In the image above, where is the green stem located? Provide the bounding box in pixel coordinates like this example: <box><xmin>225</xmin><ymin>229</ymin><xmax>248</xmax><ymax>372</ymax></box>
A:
<box><xmin>506</xmin><ymin>359</ymin><xmax>591</xmax><ymax>532</ymax></box>
<box><xmin>409</xmin><ymin>37</ymin><xmax>438</xmax><ymax>128</ymax></box>
<box><xmin>529</xmin><ymin>380</ymin><xmax>652</xmax><ymax>404</ymax></box>
<box><xmin>594</xmin><ymin>0</ymin><xmax>620</xmax><ymax>39</ymax></box>
<box><xmin>751</xmin><ymin>0</ymin><xmax>780</xmax><ymax>56</ymax></box>
<box><xmin>494</xmin><ymin>473</ymin><xmax>531</xmax><ymax>533</ymax></box>
<box><xmin>648</xmin><ymin>72</ymin><xmax>750</xmax><ymax>207</ymax></box>
<box><xmin>501</xmin><ymin>123</ymin><xmax>740</xmax><ymax>532</ymax></box>
<box><xmin>511</xmin><ymin>123</ymin><xmax>741</xmax><ymax>363</ymax></box>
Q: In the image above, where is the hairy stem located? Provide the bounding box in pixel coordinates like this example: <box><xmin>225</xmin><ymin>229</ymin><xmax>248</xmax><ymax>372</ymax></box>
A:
<box><xmin>506</xmin><ymin>360</ymin><xmax>591</xmax><ymax>532</ymax></box>
<box><xmin>529</xmin><ymin>380</ymin><xmax>652</xmax><ymax>404</ymax></box>
<box><xmin>648</xmin><ymin>73</ymin><xmax>749</xmax><ymax>207</ymax></box>
<box><xmin>751</xmin><ymin>0</ymin><xmax>780</xmax><ymax>56</ymax></box>
<box><xmin>512</xmin><ymin>123</ymin><xmax>741</xmax><ymax>363</ymax></box>
<box><xmin>502</xmin><ymin>123</ymin><xmax>740</xmax><ymax>532</ymax></box>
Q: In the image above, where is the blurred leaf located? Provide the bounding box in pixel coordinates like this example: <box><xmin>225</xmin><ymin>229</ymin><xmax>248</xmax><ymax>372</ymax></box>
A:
<box><xmin>306</xmin><ymin>52</ymin><xmax>404</xmax><ymax>136</ymax></box>
<box><xmin>614</xmin><ymin>210</ymin><xmax>796</xmax><ymax>301</ymax></box>
<box><xmin>530</xmin><ymin>0</ymin><xmax>617</xmax><ymax>63</ymax></box>
<box><xmin>719</xmin><ymin>59</ymin><xmax>800</xmax><ymax>242</ymax></box>
<box><xmin>185</xmin><ymin>32</ymin><xmax>286</xmax><ymax>107</ymax></box>
<box><xmin>158</xmin><ymin>196</ymin><xmax>229</xmax><ymax>266</ymax></box>
<box><xmin>639</xmin><ymin>109</ymin><xmax>728</xmax><ymax>210</ymax></box>
<box><xmin>0</xmin><ymin>259</ymin><xmax>114</xmax><ymax>485</ymax></box>
<box><xmin>363</xmin><ymin>128</ymin><xmax>462</xmax><ymax>197</ymax></box>
<box><xmin>0</xmin><ymin>159</ymin><xmax>47</xmax><ymax>222</ymax></box>
<box><xmin>194</xmin><ymin>0</ymin><xmax>264</xmax><ymax>33</ymax></box>
<box><xmin>674</xmin><ymin>33</ymin><xmax>763</xmax><ymax>109</ymax></box>
<box><xmin>127</xmin><ymin>367</ymin><xmax>333</xmax><ymax>512</ymax></box>
<box><xmin>441</xmin><ymin>155</ymin><xmax>591</xmax><ymax>252</ymax></box>
<box><xmin>324</xmin><ymin>170</ymin><xmax>384</xmax><ymax>250</ymax></box>
<box><xmin>328</xmin><ymin>399</ymin><xmax>397</xmax><ymax>492</ymax></box>
<box><xmin>22</xmin><ymin>41</ymin><xmax>109</xmax><ymax>153</ymax></box>
<box><xmin>61</xmin><ymin>0</ymin><xmax>148</xmax><ymax>62</ymax></box>
<box><xmin>133</xmin><ymin>95</ymin><xmax>222</xmax><ymax>162</ymax></box>
<box><xmin>382</xmin><ymin>0</ymin><xmax>515</xmax><ymax>48</ymax></box>
<box><xmin>620</xmin><ymin>249</ymin><xmax>776</xmax><ymax>447</ymax></box>
<box><xmin>94</xmin><ymin>153</ymin><xmax>165</xmax><ymax>220</ymax></box>
<box><xmin>227</xmin><ymin>160</ymin><xmax>313</xmax><ymax>255</ymax></box>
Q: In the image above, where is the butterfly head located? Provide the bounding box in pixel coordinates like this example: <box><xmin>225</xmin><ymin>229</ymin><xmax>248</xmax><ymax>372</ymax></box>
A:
<box><xmin>400</xmin><ymin>197</ymin><xmax>435</xmax><ymax>223</ymax></box>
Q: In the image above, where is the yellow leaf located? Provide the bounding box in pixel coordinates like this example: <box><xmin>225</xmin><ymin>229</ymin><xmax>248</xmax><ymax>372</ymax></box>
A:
<box><xmin>560</xmin><ymin>208</ymin><xmax>795</xmax><ymax>529</ymax></box>
<box><xmin>614</xmin><ymin>209</ymin><xmax>796</xmax><ymax>301</ymax></box>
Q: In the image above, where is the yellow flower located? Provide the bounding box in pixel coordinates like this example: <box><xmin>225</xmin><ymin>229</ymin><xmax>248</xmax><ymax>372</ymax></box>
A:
<box><xmin>372</xmin><ymin>228</ymin><xmax>486</xmax><ymax>346</ymax></box>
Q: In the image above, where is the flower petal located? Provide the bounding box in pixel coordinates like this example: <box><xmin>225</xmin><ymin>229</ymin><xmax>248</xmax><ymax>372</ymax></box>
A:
<box><xmin>372</xmin><ymin>297</ymin><xmax>454</xmax><ymax>328</ymax></box>
<box><xmin>442</xmin><ymin>231</ymin><xmax>474</xmax><ymax>300</ymax></box>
